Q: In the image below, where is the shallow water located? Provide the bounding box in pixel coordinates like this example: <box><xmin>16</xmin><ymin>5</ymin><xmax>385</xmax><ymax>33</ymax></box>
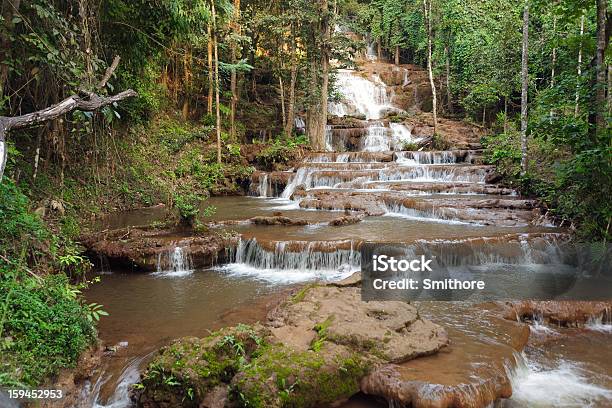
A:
<box><xmin>86</xmin><ymin>269</ymin><xmax>289</xmax><ymax>406</ymax></box>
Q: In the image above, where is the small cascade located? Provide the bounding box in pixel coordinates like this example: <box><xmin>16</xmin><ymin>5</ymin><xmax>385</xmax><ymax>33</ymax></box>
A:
<box><xmin>389</xmin><ymin>123</ymin><xmax>418</xmax><ymax>149</ymax></box>
<box><xmin>257</xmin><ymin>174</ymin><xmax>270</xmax><ymax>197</ymax></box>
<box><xmin>586</xmin><ymin>308</ymin><xmax>612</xmax><ymax>332</ymax></box>
<box><xmin>328</xmin><ymin>70</ymin><xmax>391</xmax><ymax>120</ymax></box>
<box><xmin>396</xmin><ymin>151</ymin><xmax>460</xmax><ymax>165</ymax></box>
<box><xmin>384</xmin><ymin>234</ymin><xmax>566</xmax><ymax>267</ymax></box>
<box><xmin>281</xmin><ymin>166</ymin><xmax>315</xmax><ymax>199</ymax></box>
<box><xmin>154</xmin><ymin>246</ymin><xmax>193</xmax><ymax>277</ymax></box>
<box><xmin>219</xmin><ymin>238</ymin><xmax>359</xmax><ymax>283</ymax></box>
<box><xmin>92</xmin><ymin>356</ymin><xmax>144</xmax><ymax>408</ymax></box>
<box><xmin>508</xmin><ymin>352</ymin><xmax>612</xmax><ymax>407</ymax></box>
<box><xmin>362</xmin><ymin>122</ymin><xmax>389</xmax><ymax>152</ymax></box>
<box><xmin>379</xmin><ymin>165</ymin><xmax>488</xmax><ymax>183</ymax></box>
<box><xmin>294</xmin><ymin>117</ymin><xmax>305</xmax><ymax>133</ymax></box>
<box><xmin>325</xmin><ymin>124</ymin><xmax>333</xmax><ymax>151</ymax></box>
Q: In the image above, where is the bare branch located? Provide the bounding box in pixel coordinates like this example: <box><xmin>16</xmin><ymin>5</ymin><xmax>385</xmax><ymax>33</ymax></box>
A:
<box><xmin>0</xmin><ymin>89</ymin><xmax>137</xmax><ymax>181</ymax></box>
<box><xmin>98</xmin><ymin>56</ymin><xmax>121</xmax><ymax>89</ymax></box>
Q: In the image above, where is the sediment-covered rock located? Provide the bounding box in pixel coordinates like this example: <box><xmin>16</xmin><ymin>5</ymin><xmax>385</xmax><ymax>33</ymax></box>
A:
<box><xmin>503</xmin><ymin>300</ymin><xmax>612</xmax><ymax>327</ymax></box>
<box><xmin>136</xmin><ymin>284</ymin><xmax>448</xmax><ymax>408</ymax></box>
<box><xmin>80</xmin><ymin>226</ymin><xmax>235</xmax><ymax>272</ymax></box>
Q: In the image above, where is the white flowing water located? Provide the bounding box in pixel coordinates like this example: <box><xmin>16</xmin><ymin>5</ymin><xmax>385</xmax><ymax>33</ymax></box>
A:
<box><xmin>217</xmin><ymin>238</ymin><xmax>359</xmax><ymax>283</ymax></box>
<box><xmin>153</xmin><ymin>246</ymin><xmax>193</xmax><ymax>277</ymax></box>
<box><xmin>328</xmin><ymin>69</ymin><xmax>391</xmax><ymax>120</ymax></box>
<box><xmin>508</xmin><ymin>352</ymin><xmax>612</xmax><ymax>407</ymax></box>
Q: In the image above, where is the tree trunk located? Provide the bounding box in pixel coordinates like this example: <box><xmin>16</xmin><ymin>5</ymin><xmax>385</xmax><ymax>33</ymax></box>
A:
<box><xmin>504</xmin><ymin>97</ymin><xmax>508</xmax><ymax>134</ymax></box>
<box><xmin>445</xmin><ymin>44</ymin><xmax>452</xmax><ymax>113</ymax></box>
<box><xmin>230</xmin><ymin>0</ymin><xmax>241</xmax><ymax>140</ymax></box>
<box><xmin>595</xmin><ymin>0</ymin><xmax>608</xmax><ymax>132</ymax></box>
<box><xmin>279</xmin><ymin>76</ymin><xmax>286</xmax><ymax>129</ymax></box>
<box><xmin>575</xmin><ymin>14</ymin><xmax>584</xmax><ymax>117</ymax></box>
<box><xmin>424</xmin><ymin>0</ymin><xmax>437</xmax><ymax>135</ymax></box>
<box><xmin>207</xmin><ymin>22</ymin><xmax>214</xmax><ymax>115</ymax></box>
<box><xmin>520</xmin><ymin>0</ymin><xmax>529</xmax><ymax>175</ymax></box>
<box><xmin>212</xmin><ymin>1</ymin><xmax>222</xmax><ymax>164</ymax></box>
<box><xmin>608</xmin><ymin>64</ymin><xmax>611</xmax><ymax>115</ymax></box>
<box><xmin>377</xmin><ymin>38</ymin><xmax>382</xmax><ymax>61</ymax></box>
<box><xmin>284</xmin><ymin>40</ymin><xmax>298</xmax><ymax>137</ymax></box>
<box><xmin>307</xmin><ymin>0</ymin><xmax>330</xmax><ymax>151</ymax></box>
<box><xmin>550</xmin><ymin>16</ymin><xmax>557</xmax><ymax>88</ymax></box>
<box><xmin>394</xmin><ymin>45</ymin><xmax>400</xmax><ymax>65</ymax></box>
<box><xmin>0</xmin><ymin>0</ymin><xmax>21</xmax><ymax>98</ymax></box>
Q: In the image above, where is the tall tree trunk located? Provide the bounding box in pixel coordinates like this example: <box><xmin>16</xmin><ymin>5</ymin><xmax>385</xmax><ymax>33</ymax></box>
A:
<box><xmin>279</xmin><ymin>76</ymin><xmax>286</xmax><ymax>129</ymax></box>
<box><xmin>307</xmin><ymin>0</ymin><xmax>330</xmax><ymax>151</ymax></box>
<box><xmin>575</xmin><ymin>14</ymin><xmax>584</xmax><ymax>117</ymax></box>
<box><xmin>212</xmin><ymin>1</ymin><xmax>222</xmax><ymax>164</ymax></box>
<box><xmin>394</xmin><ymin>45</ymin><xmax>400</xmax><ymax>65</ymax></box>
<box><xmin>207</xmin><ymin>22</ymin><xmax>214</xmax><ymax>115</ymax></box>
<box><xmin>550</xmin><ymin>16</ymin><xmax>557</xmax><ymax>88</ymax></box>
<box><xmin>445</xmin><ymin>44</ymin><xmax>452</xmax><ymax>113</ymax></box>
<box><xmin>608</xmin><ymin>64</ymin><xmax>612</xmax><ymax>115</ymax></box>
<box><xmin>520</xmin><ymin>0</ymin><xmax>529</xmax><ymax>175</ymax></box>
<box><xmin>284</xmin><ymin>36</ymin><xmax>298</xmax><ymax>137</ymax></box>
<box><xmin>595</xmin><ymin>0</ymin><xmax>608</xmax><ymax>132</ymax></box>
<box><xmin>504</xmin><ymin>97</ymin><xmax>508</xmax><ymax>134</ymax></box>
<box><xmin>423</xmin><ymin>0</ymin><xmax>437</xmax><ymax>135</ymax></box>
<box><xmin>230</xmin><ymin>0</ymin><xmax>241</xmax><ymax>140</ymax></box>
<box><xmin>0</xmin><ymin>0</ymin><xmax>21</xmax><ymax>99</ymax></box>
<box><xmin>377</xmin><ymin>38</ymin><xmax>382</xmax><ymax>61</ymax></box>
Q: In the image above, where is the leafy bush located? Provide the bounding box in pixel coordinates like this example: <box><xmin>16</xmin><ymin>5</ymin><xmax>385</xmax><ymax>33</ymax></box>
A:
<box><xmin>0</xmin><ymin>180</ymin><xmax>99</xmax><ymax>387</ymax></box>
<box><xmin>0</xmin><ymin>269</ymin><xmax>97</xmax><ymax>387</ymax></box>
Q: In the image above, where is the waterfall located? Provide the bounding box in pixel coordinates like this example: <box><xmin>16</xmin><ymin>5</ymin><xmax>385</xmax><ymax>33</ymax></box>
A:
<box><xmin>294</xmin><ymin>117</ymin><xmax>305</xmax><ymax>132</ymax></box>
<box><xmin>396</xmin><ymin>151</ymin><xmax>459</xmax><ymax>165</ymax></box>
<box><xmin>328</xmin><ymin>70</ymin><xmax>391</xmax><ymax>120</ymax></box>
<box><xmin>325</xmin><ymin>125</ymin><xmax>333</xmax><ymax>151</ymax></box>
<box><xmin>362</xmin><ymin>122</ymin><xmax>390</xmax><ymax>152</ymax></box>
<box><xmin>154</xmin><ymin>246</ymin><xmax>193</xmax><ymax>277</ymax></box>
<box><xmin>257</xmin><ymin>174</ymin><xmax>269</xmax><ymax>197</ymax></box>
<box><xmin>218</xmin><ymin>238</ymin><xmax>359</xmax><ymax>283</ymax></box>
<box><xmin>91</xmin><ymin>355</ymin><xmax>147</xmax><ymax>408</ymax></box>
<box><xmin>281</xmin><ymin>166</ymin><xmax>315</xmax><ymax>199</ymax></box>
<box><xmin>507</xmin><ymin>352</ymin><xmax>612</xmax><ymax>407</ymax></box>
<box><xmin>389</xmin><ymin>123</ymin><xmax>417</xmax><ymax>150</ymax></box>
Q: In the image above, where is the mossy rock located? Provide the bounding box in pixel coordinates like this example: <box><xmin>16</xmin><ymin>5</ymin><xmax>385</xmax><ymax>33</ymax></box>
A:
<box><xmin>231</xmin><ymin>342</ymin><xmax>372</xmax><ymax>408</ymax></box>
<box><xmin>136</xmin><ymin>325</ymin><xmax>374</xmax><ymax>408</ymax></box>
<box><xmin>137</xmin><ymin>324</ymin><xmax>268</xmax><ymax>407</ymax></box>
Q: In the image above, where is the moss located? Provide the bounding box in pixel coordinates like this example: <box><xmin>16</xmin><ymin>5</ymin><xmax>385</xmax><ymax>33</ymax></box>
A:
<box><xmin>139</xmin><ymin>323</ymin><xmax>374</xmax><ymax>408</ymax></box>
<box><xmin>138</xmin><ymin>325</ymin><xmax>266</xmax><ymax>406</ymax></box>
<box><xmin>232</xmin><ymin>343</ymin><xmax>371</xmax><ymax>408</ymax></box>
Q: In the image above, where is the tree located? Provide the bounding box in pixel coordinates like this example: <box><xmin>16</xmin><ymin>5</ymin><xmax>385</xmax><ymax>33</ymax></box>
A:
<box><xmin>520</xmin><ymin>0</ymin><xmax>529</xmax><ymax>174</ymax></box>
<box><xmin>595</xmin><ymin>0</ymin><xmax>608</xmax><ymax>133</ymax></box>
<box><xmin>423</xmin><ymin>0</ymin><xmax>437</xmax><ymax>134</ymax></box>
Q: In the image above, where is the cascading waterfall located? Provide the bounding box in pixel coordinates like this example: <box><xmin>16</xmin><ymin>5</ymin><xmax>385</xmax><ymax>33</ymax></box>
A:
<box><xmin>396</xmin><ymin>151</ymin><xmax>459</xmax><ymax>165</ymax></box>
<box><xmin>328</xmin><ymin>70</ymin><xmax>391</xmax><ymax>120</ymax></box>
<box><xmin>325</xmin><ymin>124</ymin><xmax>333</xmax><ymax>151</ymax></box>
<box><xmin>218</xmin><ymin>238</ymin><xmax>359</xmax><ymax>283</ymax></box>
<box><xmin>257</xmin><ymin>174</ymin><xmax>269</xmax><ymax>198</ymax></box>
<box><xmin>362</xmin><ymin>122</ymin><xmax>389</xmax><ymax>152</ymax></box>
<box><xmin>507</xmin><ymin>352</ymin><xmax>612</xmax><ymax>407</ymax></box>
<box><xmin>154</xmin><ymin>246</ymin><xmax>193</xmax><ymax>277</ymax></box>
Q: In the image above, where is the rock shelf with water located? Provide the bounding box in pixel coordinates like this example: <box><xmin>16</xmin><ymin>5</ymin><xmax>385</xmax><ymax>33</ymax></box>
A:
<box><xmin>135</xmin><ymin>284</ymin><xmax>448</xmax><ymax>408</ymax></box>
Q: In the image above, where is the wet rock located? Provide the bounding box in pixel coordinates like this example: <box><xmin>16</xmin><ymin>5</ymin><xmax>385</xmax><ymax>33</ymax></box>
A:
<box><xmin>250</xmin><ymin>216</ymin><xmax>309</xmax><ymax>226</ymax></box>
<box><xmin>329</xmin><ymin>214</ymin><xmax>364</xmax><ymax>227</ymax></box>
<box><xmin>485</xmin><ymin>172</ymin><xmax>503</xmax><ymax>184</ymax></box>
<box><xmin>80</xmin><ymin>227</ymin><xmax>236</xmax><ymax>272</ymax></box>
<box><xmin>503</xmin><ymin>300</ymin><xmax>612</xmax><ymax>327</ymax></box>
<box><xmin>136</xmin><ymin>286</ymin><xmax>448</xmax><ymax>408</ymax></box>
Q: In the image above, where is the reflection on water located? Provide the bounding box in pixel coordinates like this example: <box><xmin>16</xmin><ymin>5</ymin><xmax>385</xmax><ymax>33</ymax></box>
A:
<box><xmin>86</xmin><ymin>270</ymin><xmax>287</xmax><ymax>406</ymax></box>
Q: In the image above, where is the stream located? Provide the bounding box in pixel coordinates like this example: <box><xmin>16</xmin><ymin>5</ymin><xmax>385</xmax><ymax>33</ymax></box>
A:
<box><xmin>85</xmin><ymin>60</ymin><xmax>611</xmax><ymax>407</ymax></box>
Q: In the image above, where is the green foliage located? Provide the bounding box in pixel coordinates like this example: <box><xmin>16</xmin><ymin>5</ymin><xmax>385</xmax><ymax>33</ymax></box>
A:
<box><xmin>0</xmin><ymin>263</ymin><xmax>97</xmax><ymax>387</ymax></box>
<box><xmin>255</xmin><ymin>137</ymin><xmax>308</xmax><ymax>170</ymax></box>
<box><xmin>0</xmin><ymin>180</ymin><xmax>100</xmax><ymax>387</ymax></box>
